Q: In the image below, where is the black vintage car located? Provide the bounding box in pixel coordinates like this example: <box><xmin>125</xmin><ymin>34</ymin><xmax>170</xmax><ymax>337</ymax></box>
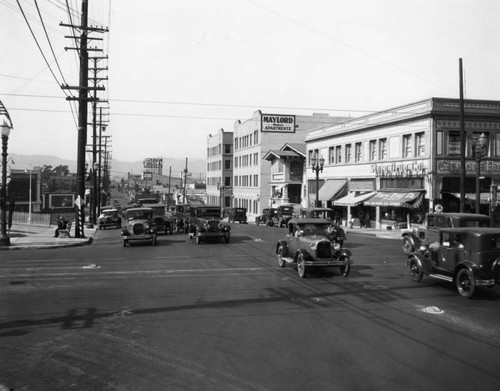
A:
<box><xmin>172</xmin><ymin>203</ymin><xmax>191</xmax><ymax>233</ymax></box>
<box><xmin>187</xmin><ymin>205</ymin><xmax>231</xmax><ymax>244</ymax></box>
<box><xmin>401</xmin><ymin>212</ymin><xmax>490</xmax><ymax>255</ymax></box>
<box><xmin>142</xmin><ymin>203</ymin><xmax>173</xmax><ymax>235</ymax></box>
<box><xmin>276</xmin><ymin>205</ymin><xmax>295</xmax><ymax>228</ymax></box>
<box><xmin>97</xmin><ymin>208</ymin><xmax>122</xmax><ymax>230</ymax></box>
<box><xmin>222</xmin><ymin>207</ymin><xmax>248</xmax><ymax>224</ymax></box>
<box><xmin>276</xmin><ymin>218</ymin><xmax>352</xmax><ymax>278</ymax></box>
<box><xmin>255</xmin><ymin>207</ymin><xmax>278</xmax><ymax>226</ymax></box>
<box><xmin>299</xmin><ymin>207</ymin><xmax>346</xmax><ymax>246</ymax></box>
<box><xmin>120</xmin><ymin>207</ymin><xmax>158</xmax><ymax>247</ymax></box>
<box><xmin>407</xmin><ymin>227</ymin><xmax>500</xmax><ymax>298</ymax></box>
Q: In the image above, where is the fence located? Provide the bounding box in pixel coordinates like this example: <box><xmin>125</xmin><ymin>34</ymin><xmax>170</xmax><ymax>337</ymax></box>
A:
<box><xmin>11</xmin><ymin>211</ymin><xmax>52</xmax><ymax>226</ymax></box>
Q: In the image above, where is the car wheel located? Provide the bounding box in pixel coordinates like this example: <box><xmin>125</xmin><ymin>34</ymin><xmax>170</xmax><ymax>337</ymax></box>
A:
<box><xmin>224</xmin><ymin>233</ymin><xmax>230</xmax><ymax>244</ymax></box>
<box><xmin>339</xmin><ymin>255</ymin><xmax>351</xmax><ymax>277</ymax></box>
<box><xmin>297</xmin><ymin>254</ymin><xmax>307</xmax><ymax>278</ymax></box>
<box><xmin>408</xmin><ymin>257</ymin><xmax>423</xmax><ymax>282</ymax></box>
<box><xmin>277</xmin><ymin>246</ymin><xmax>286</xmax><ymax>268</ymax></box>
<box><xmin>456</xmin><ymin>268</ymin><xmax>476</xmax><ymax>298</ymax></box>
<box><xmin>402</xmin><ymin>236</ymin><xmax>414</xmax><ymax>255</ymax></box>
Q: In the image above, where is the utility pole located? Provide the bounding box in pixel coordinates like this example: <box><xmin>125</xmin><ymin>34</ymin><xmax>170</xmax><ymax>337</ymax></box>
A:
<box><xmin>61</xmin><ymin>0</ymin><xmax>108</xmax><ymax>237</ymax></box>
<box><xmin>459</xmin><ymin>58</ymin><xmax>466</xmax><ymax>213</ymax></box>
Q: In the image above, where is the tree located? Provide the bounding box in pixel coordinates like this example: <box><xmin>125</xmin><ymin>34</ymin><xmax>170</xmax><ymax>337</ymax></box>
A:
<box><xmin>53</xmin><ymin>165</ymin><xmax>70</xmax><ymax>177</ymax></box>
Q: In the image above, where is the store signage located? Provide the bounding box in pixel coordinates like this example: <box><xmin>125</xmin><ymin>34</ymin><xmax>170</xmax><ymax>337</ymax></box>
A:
<box><xmin>437</xmin><ymin>159</ymin><xmax>500</xmax><ymax>174</ymax></box>
<box><xmin>261</xmin><ymin>114</ymin><xmax>296</xmax><ymax>133</ymax></box>
<box><xmin>371</xmin><ymin>161</ymin><xmax>427</xmax><ymax>178</ymax></box>
<box><xmin>143</xmin><ymin>158</ymin><xmax>163</xmax><ymax>169</ymax></box>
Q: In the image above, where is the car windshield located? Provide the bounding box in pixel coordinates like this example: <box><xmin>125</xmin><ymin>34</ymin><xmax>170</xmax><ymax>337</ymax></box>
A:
<box><xmin>298</xmin><ymin>223</ymin><xmax>334</xmax><ymax>236</ymax></box>
<box><xmin>102</xmin><ymin>211</ymin><xmax>116</xmax><ymax>217</ymax></box>
<box><xmin>127</xmin><ymin>211</ymin><xmax>152</xmax><ymax>220</ymax></box>
<box><xmin>197</xmin><ymin>208</ymin><xmax>221</xmax><ymax>218</ymax></box>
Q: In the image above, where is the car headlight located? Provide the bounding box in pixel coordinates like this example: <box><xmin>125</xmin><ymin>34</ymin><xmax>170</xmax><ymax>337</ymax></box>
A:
<box><xmin>203</xmin><ymin>223</ymin><xmax>211</xmax><ymax>231</ymax></box>
<box><xmin>310</xmin><ymin>243</ymin><xmax>317</xmax><ymax>251</ymax></box>
<box><xmin>332</xmin><ymin>242</ymin><xmax>341</xmax><ymax>252</ymax></box>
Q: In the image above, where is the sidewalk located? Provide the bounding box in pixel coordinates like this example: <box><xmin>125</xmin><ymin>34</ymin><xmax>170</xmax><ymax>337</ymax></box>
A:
<box><xmin>0</xmin><ymin>223</ymin><xmax>96</xmax><ymax>251</ymax></box>
<box><xmin>343</xmin><ymin>225</ymin><xmax>404</xmax><ymax>240</ymax></box>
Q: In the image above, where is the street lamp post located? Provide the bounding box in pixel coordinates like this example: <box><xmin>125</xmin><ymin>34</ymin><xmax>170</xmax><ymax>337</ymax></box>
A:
<box><xmin>218</xmin><ymin>182</ymin><xmax>225</xmax><ymax>209</ymax></box>
<box><xmin>473</xmin><ymin>133</ymin><xmax>488</xmax><ymax>214</ymax></box>
<box><xmin>27</xmin><ymin>166</ymin><xmax>32</xmax><ymax>225</ymax></box>
<box><xmin>311</xmin><ymin>153</ymin><xmax>325</xmax><ymax>207</ymax></box>
<box><xmin>1</xmin><ymin>119</ymin><xmax>12</xmax><ymax>246</ymax></box>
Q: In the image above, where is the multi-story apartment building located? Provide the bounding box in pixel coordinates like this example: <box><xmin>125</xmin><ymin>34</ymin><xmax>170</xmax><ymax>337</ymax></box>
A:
<box><xmin>206</xmin><ymin>129</ymin><xmax>233</xmax><ymax>207</ymax></box>
<box><xmin>231</xmin><ymin>110</ymin><xmax>348</xmax><ymax>219</ymax></box>
<box><xmin>306</xmin><ymin>97</ymin><xmax>500</xmax><ymax>228</ymax></box>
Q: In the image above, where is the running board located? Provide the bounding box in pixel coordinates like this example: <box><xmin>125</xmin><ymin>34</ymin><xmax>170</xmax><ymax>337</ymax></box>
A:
<box><xmin>429</xmin><ymin>274</ymin><xmax>453</xmax><ymax>282</ymax></box>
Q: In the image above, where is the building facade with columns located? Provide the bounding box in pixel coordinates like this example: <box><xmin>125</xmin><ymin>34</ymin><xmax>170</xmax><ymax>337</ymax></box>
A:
<box><xmin>306</xmin><ymin>97</ymin><xmax>500</xmax><ymax>229</ymax></box>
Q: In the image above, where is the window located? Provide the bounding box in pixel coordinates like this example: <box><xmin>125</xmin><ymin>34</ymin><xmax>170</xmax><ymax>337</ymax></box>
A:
<box><xmin>403</xmin><ymin>134</ymin><xmax>412</xmax><ymax>158</ymax></box>
<box><xmin>346</xmin><ymin>144</ymin><xmax>352</xmax><ymax>163</ymax></box>
<box><xmin>379</xmin><ymin>138</ymin><xmax>387</xmax><ymax>160</ymax></box>
<box><xmin>308</xmin><ymin>149</ymin><xmax>319</xmax><ymax>165</ymax></box>
<box><xmin>469</xmin><ymin>132</ymin><xmax>490</xmax><ymax>158</ymax></box>
<box><xmin>355</xmin><ymin>142</ymin><xmax>362</xmax><ymax>162</ymax></box>
<box><xmin>336</xmin><ymin>146</ymin><xmax>342</xmax><ymax>164</ymax></box>
<box><xmin>447</xmin><ymin>131</ymin><xmax>461</xmax><ymax>155</ymax></box>
<box><xmin>254</xmin><ymin>130</ymin><xmax>259</xmax><ymax>144</ymax></box>
<box><xmin>224</xmin><ymin>159</ymin><xmax>231</xmax><ymax>170</ymax></box>
<box><xmin>224</xmin><ymin>177</ymin><xmax>231</xmax><ymax>186</ymax></box>
<box><xmin>224</xmin><ymin>144</ymin><xmax>231</xmax><ymax>154</ymax></box>
<box><xmin>415</xmin><ymin>132</ymin><xmax>425</xmax><ymax>157</ymax></box>
<box><xmin>328</xmin><ymin>147</ymin><xmax>335</xmax><ymax>164</ymax></box>
<box><xmin>369</xmin><ymin>140</ymin><xmax>377</xmax><ymax>161</ymax></box>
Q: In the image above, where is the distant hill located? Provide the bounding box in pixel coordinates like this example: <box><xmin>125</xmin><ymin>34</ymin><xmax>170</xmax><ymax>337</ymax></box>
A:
<box><xmin>9</xmin><ymin>154</ymin><xmax>207</xmax><ymax>180</ymax></box>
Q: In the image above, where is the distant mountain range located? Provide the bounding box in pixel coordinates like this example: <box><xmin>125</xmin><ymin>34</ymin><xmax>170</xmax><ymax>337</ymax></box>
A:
<box><xmin>9</xmin><ymin>154</ymin><xmax>207</xmax><ymax>180</ymax></box>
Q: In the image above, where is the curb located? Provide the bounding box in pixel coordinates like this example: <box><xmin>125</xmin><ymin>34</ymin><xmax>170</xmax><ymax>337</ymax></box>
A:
<box><xmin>0</xmin><ymin>237</ymin><xmax>94</xmax><ymax>251</ymax></box>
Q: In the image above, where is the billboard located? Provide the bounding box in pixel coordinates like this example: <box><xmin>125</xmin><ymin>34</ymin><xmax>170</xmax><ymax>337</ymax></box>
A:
<box><xmin>261</xmin><ymin>114</ymin><xmax>296</xmax><ymax>133</ymax></box>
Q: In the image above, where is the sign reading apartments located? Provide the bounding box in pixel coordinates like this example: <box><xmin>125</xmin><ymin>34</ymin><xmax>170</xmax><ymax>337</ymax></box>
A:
<box><xmin>261</xmin><ymin>114</ymin><xmax>296</xmax><ymax>133</ymax></box>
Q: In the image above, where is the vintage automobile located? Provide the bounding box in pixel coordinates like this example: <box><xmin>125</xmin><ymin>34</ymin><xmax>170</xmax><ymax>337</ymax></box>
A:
<box><xmin>142</xmin><ymin>203</ymin><xmax>173</xmax><ymax>235</ymax></box>
<box><xmin>407</xmin><ymin>227</ymin><xmax>500</xmax><ymax>298</ymax></box>
<box><xmin>255</xmin><ymin>207</ymin><xmax>278</xmax><ymax>226</ymax></box>
<box><xmin>222</xmin><ymin>207</ymin><xmax>248</xmax><ymax>224</ymax></box>
<box><xmin>276</xmin><ymin>205</ymin><xmax>295</xmax><ymax>228</ymax></box>
<box><xmin>401</xmin><ymin>213</ymin><xmax>490</xmax><ymax>255</ymax></box>
<box><xmin>97</xmin><ymin>208</ymin><xmax>122</xmax><ymax>230</ymax></box>
<box><xmin>172</xmin><ymin>203</ymin><xmax>191</xmax><ymax>233</ymax></box>
<box><xmin>299</xmin><ymin>207</ymin><xmax>346</xmax><ymax>246</ymax></box>
<box><xmin>276</xmin><ymin>218</ymin><xmax>352</xmax><ymax>278</ymax></box>
<box><xmin>120</xmin><ymin>207</ymin><xmax>158</xmax><ymax>246</ymax></box>
<box><xmin>187</xmin><ymin>205</ymin><xmax>231</xmax><ymax>244</ymax></box>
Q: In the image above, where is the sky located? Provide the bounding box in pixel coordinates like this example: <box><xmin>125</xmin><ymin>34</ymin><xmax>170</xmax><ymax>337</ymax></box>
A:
<box><xmin>2</xmin><ymin>0</ymin><xmax>500</xmax><ymax>165</ymax></box>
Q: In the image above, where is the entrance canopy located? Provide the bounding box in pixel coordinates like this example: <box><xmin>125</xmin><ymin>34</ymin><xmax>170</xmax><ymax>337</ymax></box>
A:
<box><xmin>333</xmin><ymin>191</ymin><xmax>376</xmax><ymax>207</ymax></box>
<box><xmin>363</xmin><ymin>191</ymin><xmax>424</xmax><ymax>209</ymax></box>
<box><xmin>318</xmin><ymin>180</ymin><xmax>347</xmax><ymax>201</ymax></box>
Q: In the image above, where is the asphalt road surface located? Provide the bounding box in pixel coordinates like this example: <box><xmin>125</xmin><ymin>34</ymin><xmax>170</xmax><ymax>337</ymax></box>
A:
<box><xmin>1</xmin><ymin>223</ymin><xmax>499</xmax><ymax>391</ymax></box>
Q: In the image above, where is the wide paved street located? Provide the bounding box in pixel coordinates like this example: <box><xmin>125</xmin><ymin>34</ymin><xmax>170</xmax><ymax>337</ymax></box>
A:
<box><xmin>1</xmin><ymin>223</ymin><xmax>499</xmax><ymax>391</ymax></box>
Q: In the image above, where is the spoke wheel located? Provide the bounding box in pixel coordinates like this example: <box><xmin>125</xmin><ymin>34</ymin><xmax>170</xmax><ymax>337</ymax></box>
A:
<box><xmin>402</xmin><ymin>236</ymin><xmax>414</xmax><ymax>255</ymax></box>
<box><xmin>409</xmin><ymin>257</ymin><xmax>423</xmax><ymax>282</ymax></box>
<box><xmin>277</xmin><ymin>246</ymin><xmax>286</xmax><ymax>268</ymax></box>
<box><xmin>456</xmin><ymin>268</ymin><xmax>476</xmax><ymax>298</ymax></box>
<box><xmin>297</xmin><ymin>254</ymin><xmax>307</xmax><ymax>278</ymax></box>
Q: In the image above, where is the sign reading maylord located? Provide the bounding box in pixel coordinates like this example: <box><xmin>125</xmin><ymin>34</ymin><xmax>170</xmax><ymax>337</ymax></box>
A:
<box><xmin>261</xmin><ymin>114</ymin><xmax>296</xmax><ymax>133</ymax></box>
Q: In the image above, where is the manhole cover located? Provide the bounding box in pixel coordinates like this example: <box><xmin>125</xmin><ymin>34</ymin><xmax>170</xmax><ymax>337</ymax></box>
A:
<box><xmin>422</xmin><ymin>306</ymin><xmax>444</xmax><ymax>314</ymax></box>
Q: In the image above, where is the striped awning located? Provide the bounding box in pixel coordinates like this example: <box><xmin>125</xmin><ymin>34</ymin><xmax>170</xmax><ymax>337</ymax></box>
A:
<box><xmin>333</xmin><ymin>191</ymin><xmax>377</xmax><ymax>207</ymax></box>
<box><xmin>364</xmin><ymin>191</ymin><xmax>424</xmax><ymax>209</ymax></box>
<box><xmin>318</xmin><ymin>180</ymin><xmax>348</xmax><ymax>201</ymax></box>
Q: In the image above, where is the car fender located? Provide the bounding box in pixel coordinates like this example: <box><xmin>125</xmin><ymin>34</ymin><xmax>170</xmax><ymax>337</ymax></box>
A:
<box><xmin>276</xmin><ymin>240</ymin><xmax>288</xmax><ymax>255</ymax></box>
<box><xmin>402</xmin><ymin>232</ymin><xmax>420</xmax><ymax>248</ymax></box>
<box><xmin>407</xmin><ymin>251</ymin><xmax>428</xmax><ymax>273</ymax></box>
<box><xmin>339</xmin><ymin>248</ymin><xmax>352</xmax><ymax>258</ymax></box>
<box><xmin>295</xmin><ymin>249</ymin><xmax>312</xmax><ymax>261</ymax></box>
<box><xmin>454</xmin><ymin>260</ymin><xmax>480</xmax><ymax>280</ymax></box>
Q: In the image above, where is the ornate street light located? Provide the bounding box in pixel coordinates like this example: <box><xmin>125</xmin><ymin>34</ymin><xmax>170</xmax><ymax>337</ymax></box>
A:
<box><xmin>472</xmin><ymin>133</ymin><xmax>488</xmax><ymax>214</ymax></box>
<box><xmin>311</xmin><ymin>153</ymin><xmax>325</xmax><ymax>207</ymax></box>
<box><xmin>0</xmin><ymin>119</ymin><xmax>13</xmax><ymax>246</ymax></box>
<box><xmin>217</xmin><ymin>182</ymin><xmax>225</xmax><ymax>209</ymax></box>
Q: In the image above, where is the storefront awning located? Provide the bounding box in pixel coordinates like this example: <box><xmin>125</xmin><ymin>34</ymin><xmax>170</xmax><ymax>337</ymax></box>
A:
<box><xmin>364</xmin><ymin>191</ymin><xmax>424</xmax><ymax>208</ymax></box>
<box><xmin>333</xmin><ymin>191</ymin><xmax>377</xmax><ymax>207</ymax></box>
<box><xmin>318</xmin><ymin>180</ymin><xmax>347</xmax><ymax>201</ymax></box>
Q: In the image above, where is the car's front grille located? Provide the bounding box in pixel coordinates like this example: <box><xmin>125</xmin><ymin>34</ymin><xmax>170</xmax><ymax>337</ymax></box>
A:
<box><xmin>208</xmin><ymin>220</ymin><xmax>219</xmax><ymax>232</ymax></box>
<box><xmin>133</xmin><ymin>224</ymin><xmax>145</xmax><ymax>235</ymax></box>
<box><xmin>316</xmin><ymin>241</ymin><xmax>332</xmax><ymax>258</ymax></box>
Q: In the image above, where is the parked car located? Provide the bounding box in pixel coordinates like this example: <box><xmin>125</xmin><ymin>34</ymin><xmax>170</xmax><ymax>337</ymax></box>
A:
<box><xmin>97</xmin><ymin>208</ymin><xmax>122</xmax><ymax>230</ymax></box>
<box><xmin>223</xmin><ymin>207</ymin><xmax>248</xmax><ymax>223</ymax></box>
<box><xmin>276</xmin><ymin>218</ymin><xmax>352</xmax><ymax>278</ymax></box>
<box><xmin>142</xmin><ymin>203</ymin><xmax>173</xmax><ymax>235</ymax></box>
<box><xmin>187</xmin><ymin>205</ymin><xmax>231</xmax><ymax>244</ymax></box>
<box><xmin>299</xmin><ymin>207</ymin><xmax>346</xmax><ymax>246</ymax></box>
<box><xmin>276</xmin><ymin>205</ymin><xmax>295</xmax><ymax>228</ymax></box>
<box><xmin>401</xmin><ymin>213</ymin><xmax>490</xmax><ymax>255</ymax></box>
<box><xmin>120</xmin><ymin>207</ymin><xmax>158</xmax><ymax>246</ymax></box>
<box><xmin>407</xmin><ymin>227</ymin><xmax>500</xmax><ymax>298</ymax></box>
<box><xmin>255</xmin><ymin>207</ymin><xmax>278</xmax><ymax>226</ymax></box>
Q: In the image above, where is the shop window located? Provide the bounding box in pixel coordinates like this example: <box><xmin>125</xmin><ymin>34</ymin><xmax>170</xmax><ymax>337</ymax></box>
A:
<box><xmin>468</xmin><ymin>132</ymin><xmax>489</xmax><ymax>158</ymax></box>
<box><xmin>447</xmin><ymin>131</ymin><xmax>461</xmax><ymax>155</ymax></box>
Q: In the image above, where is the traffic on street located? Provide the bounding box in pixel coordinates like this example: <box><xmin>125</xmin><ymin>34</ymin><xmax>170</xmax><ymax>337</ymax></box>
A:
<box><xmin>1</xmin><ymin>222</ymin><xmax>499</xmax><ymax>391</ymax></box>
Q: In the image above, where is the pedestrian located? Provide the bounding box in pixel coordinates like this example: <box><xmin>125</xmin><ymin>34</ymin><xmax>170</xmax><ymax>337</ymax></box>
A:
<box><xmin>54</xmin><ymin>215</ymin><xmax>68</xmax><ymax>238</ymax></box>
